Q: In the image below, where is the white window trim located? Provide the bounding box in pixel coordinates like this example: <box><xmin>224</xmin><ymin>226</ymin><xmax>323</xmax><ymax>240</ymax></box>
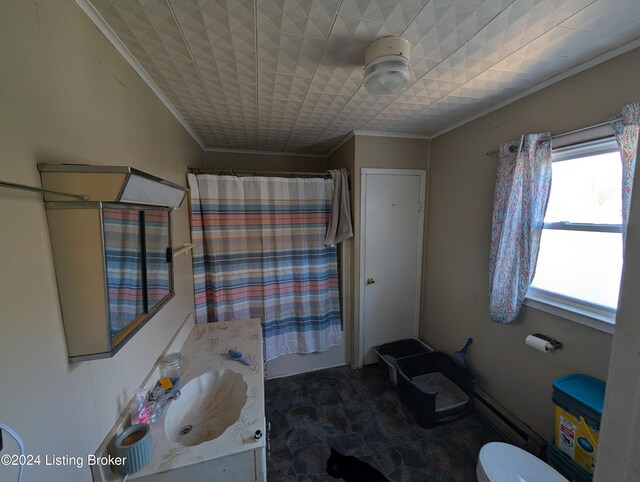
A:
<box><xmin>524</xmin><ymin>289</ymin><xmax>615</xmax><ymax>335</ymax></box>
<box><xmin>524</xmin><ymin>134</ymin><xmax>619</xmax><ymax>335</ymax></box>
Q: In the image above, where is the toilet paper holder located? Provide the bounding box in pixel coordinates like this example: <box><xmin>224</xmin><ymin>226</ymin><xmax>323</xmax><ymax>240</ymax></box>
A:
<box><xmin>531</xmin><ymin>333</ymin><xmax>562</xmax><ymax>351</ymax></box>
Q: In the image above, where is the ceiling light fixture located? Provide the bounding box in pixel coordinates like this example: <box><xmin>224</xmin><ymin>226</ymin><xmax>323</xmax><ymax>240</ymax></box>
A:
<box><xmin>363</xmin><ymin>36</ymin><xmax>411</xmax><ymax>95</ymax></box>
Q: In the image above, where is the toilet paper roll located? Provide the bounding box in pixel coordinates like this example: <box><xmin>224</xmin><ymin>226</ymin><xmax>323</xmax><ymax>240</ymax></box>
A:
<box><xmin>526</xmin><ymin>335</ymin><xmax>552</xmax><ymax>353</ymax></box>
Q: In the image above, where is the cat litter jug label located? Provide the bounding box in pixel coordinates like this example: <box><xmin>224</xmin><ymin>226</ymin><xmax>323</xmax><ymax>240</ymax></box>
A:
<box><xmin>555</xmin><ymin>406</ymin><xmax>598</xmax><ymax>475</ymax></box>
<box><xmin>558</xmin><ymin>413</ymin><xmax>576</xmax><ymax>458</ymax></box>
<box><xmin>552</xmin><ymin>374</ymin><xmax>604</xmax><ymax>475</ymax></box>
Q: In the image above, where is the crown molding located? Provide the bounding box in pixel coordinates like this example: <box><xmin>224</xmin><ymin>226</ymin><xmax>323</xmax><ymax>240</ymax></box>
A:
<box><xmin>325</xmin><ymin>132</ymin><xmax>356</xmax><ymax>158</ymax></box>
<box><xmin>73</xmin><ymin>0</ymin><xmax>206</xmax><ymax>150</ymax></box>
<box><xmin>325</xmin><ymin>129</ymin><xmax>431</xmax><ymax>157</ymax></box>
<box><xmin>353</xmin><ymin>130</ymin><xmax>431</xmax><ymax>140</ymax></box>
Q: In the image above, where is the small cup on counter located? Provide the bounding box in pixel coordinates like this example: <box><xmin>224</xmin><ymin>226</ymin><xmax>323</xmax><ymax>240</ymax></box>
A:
<box><xmin>113</xmin><ymin>423</ymin><xmax>152</xmax><ymax>475</ymax></box>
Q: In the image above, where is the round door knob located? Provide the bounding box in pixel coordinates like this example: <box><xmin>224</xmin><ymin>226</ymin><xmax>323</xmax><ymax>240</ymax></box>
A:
<box><xmin>367</xmin><ymin>277</ymin><xmax>376</xmax><ymax>285</ymax></box>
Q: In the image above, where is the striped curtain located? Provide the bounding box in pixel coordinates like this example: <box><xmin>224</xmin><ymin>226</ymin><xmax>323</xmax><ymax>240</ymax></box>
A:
<box><xmin>489</xmin><ymin>133</ymin><xmax>552</xmax><ymax>324</ymax></box>
<box><xmin>145</xmin><ymin>210</ymin><xmax>171</xmax><ymax>304</ymax></box>
<box><xmin>103</xmin><ymin>208</ymin><xmax>144</xmax><ymax>336</ymax></box>
<box><xmin>188</xmin><ymin>174</ymin><xmax>342</xmax><ymax>360</ymax></box>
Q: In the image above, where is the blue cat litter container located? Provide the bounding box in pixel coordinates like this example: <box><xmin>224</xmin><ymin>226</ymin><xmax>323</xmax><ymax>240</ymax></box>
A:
<box><xmin>552</xmin><ymin>374</ymin><xmax>605</xmax><ymax>475</ymax></box>
<box><xmin>374</xmin><ymin>338</ymin><xmax>434</xmax><ymax>384</ymax></box>
<box><xmin>396</xmin><ymin>352</ymin><xmax>475</xmax><ymax>428</ymax></box>
<box><xmin>547</xmin><ymin>437</ymin><xmax>592</xmax><ymax>482</ymax></box>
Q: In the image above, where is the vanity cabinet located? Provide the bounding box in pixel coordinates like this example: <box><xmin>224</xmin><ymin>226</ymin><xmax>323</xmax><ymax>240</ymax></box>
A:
<box><xmin>91</xmin><ymin>319</ymin><xmax>267</xmax><ymax>482</ymax></box>
<box><xmin>46</xmin><ymin>203</ymin><xmax>174</xmax><ymax>361</ymax></box>
<box><xmin>133</xmin><ymin>448</ymin><xmax>266</xmax><ymax>482</ymax></box>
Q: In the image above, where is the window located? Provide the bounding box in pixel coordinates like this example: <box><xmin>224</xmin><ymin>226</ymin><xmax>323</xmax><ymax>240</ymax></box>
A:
<box><xmin>526</xmin><ymin>137</ymin><xmax>622</xmax><ymax>332</ymax></box>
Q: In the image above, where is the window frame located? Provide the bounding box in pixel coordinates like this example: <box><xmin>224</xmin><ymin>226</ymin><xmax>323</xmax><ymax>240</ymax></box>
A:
<box><xmin>524</xmin><ymin>136</ymin><xmax>620</xmax><ymax>334</ymax></box>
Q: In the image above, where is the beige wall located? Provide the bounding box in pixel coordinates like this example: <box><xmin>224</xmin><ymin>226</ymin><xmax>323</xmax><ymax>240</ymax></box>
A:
<box><xmin>355</xmin><ymin>136</ymin><xmax>430</xmax><ymax>365</ymax></box>
<box><xmin>425</xmin><ymin>47</ymin><xmax>640</xmax><ymax>438</ymax></box>
<box><xmin>329</xmin><ymin>136</ymin><xmax>430</xmax><ymax>364</ymax></box>
<box><xmin>328</xmin><ymin>138</ymin><xmax>357</xmax><ymax>364</ymax></box>
<box><xmin>0</xmin><ymin>2</ymin><xmax>202</xmax><ymax>481</ymax></box>
<box><xmin>3</xmin><ymin>1</ymin><xmax>636</xmax><ymax>478</ymax></box>
<box><xmin>204</xmin><ymin>150</ymin><xmax>326</xmax><ymax>172</ymax></box>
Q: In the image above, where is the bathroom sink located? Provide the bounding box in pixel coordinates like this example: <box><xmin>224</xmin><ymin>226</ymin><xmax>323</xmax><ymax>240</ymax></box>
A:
<box><xmin>164</xmin><ymin>369</ymin><xmax>248</xmax><ymax>446</ymax></box>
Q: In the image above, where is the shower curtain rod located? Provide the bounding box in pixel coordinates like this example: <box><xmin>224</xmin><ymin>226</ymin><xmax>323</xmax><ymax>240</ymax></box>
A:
<box><xmin>485</xmin><ymin>115</ymin><xmax>623</xmax><ymax>157</ymax></box>
<box><xmin>188</xmin><ymin>167</ymin><xmax>333</xmax><ymax>179</ymax></box>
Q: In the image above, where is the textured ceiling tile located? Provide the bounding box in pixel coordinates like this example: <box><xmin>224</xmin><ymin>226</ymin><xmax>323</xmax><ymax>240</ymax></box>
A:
<box><xmin>447</xmin><ymin>68</ymin><xmax>529</xmax><ymax>103</ymax></box>
<box><xmin>91</xmin><ymin>0</ymin><xmax>639</xmax><ymax>154</ymax></box>
<box><xmin>91</xmin><ymin>0</ymin><xmax>214</xmax><ymax>119</ymax></box>
<box><xmin>468</xmin><ymin>0</ymin><xmax>596</xmax><ymax>51</ymax></box>
<box><xmin>210</xmin><ymin>83</ymin><xmax>256</xmax><ymax>111</ymax></box>
<box><xmin>410</xmin><ymin>56</ymin><xmax>441</xmax><ymax>78</ymax></box>
<box><xmin>422</xmin><ymin>43</ymin><xmax>513</xmax><ymax>83</ymax></box>
<box><xmin>454</xmin><ymin>0</ymin><xmax>516</xmax><ymax>15</ymax></box>
<box><xmin>396</xmin><ymin>0</ymin><xmax>454</xmax><ymax>41</ymax></box>
<box><xmin>258</xmin><ymin>97</ymin><xmax>302</xmax><ymax>111</ymax></box>
<box><xmin>323</xmin><ymin>15</ymin><xmax>396</xmax><ymax>64</ymax></box>
<box><xmin>403</xmin><ymin>0</ymin><xmax>496</xmax><ymax>60</ymax></box>
<box><xmin>348</xmin><ymin>89</ymin><xmax>395</xmax><ymax>110</ymax></box>
<box><xmin>489</xmin><ymin>26</ymin><xmax>577</xmax><ymax>73</ymax></box>
<box><xmin>257</xmin><ymin>30</ymin><xmax>325</xmax><ymax>77</ymax></box>
<box><xmin>256</xmin><ymin>0</ymin><xmax>341</xmax><ymax>39</ymax></box>
<box><xmin>257</xmin><ymin>72</ymin><xmax>311</xmax><ymax>102</ymax></box>
<box><xmin>364</xmin><ymin>118</ymin><xmax>401</xmax><ymax>131</ymax></box>
<box><xmin>169</xmin><ymin>0</ymin><xmax>255</xmax><ymax>52</ymax></box>
<box><xmin>258</xmin><ymin>106</ymin><xmax>302</xmax><ymax>128</ymax></box>
<box><xmin>394</xmin><ymin>78</ymin><xmax>464</xmax><ymax>104</ymax></box>
<box><xmin>191</xmin><ymin>44</ymin><xmax>257</xmax><ymax>83</ymax></box>
<box><xmin>308</xmin><ymin>64</ymin><xmax>363</xmax><ymax>96</ymax></box>
<box><xmin>292</xmin><ymin>111</ymin><xmax>336</xmax><ymax>127</ymax></box>
<box><xmin>302</xmin><ymin>91</ymin><xmax>353</xmax><ymax>113</ymax></box>
<box><xmin>560</xmin><ymin>0</ymin><xmax>640</xmax><ymax>34</ymax></box>
<box><xmin>289</xmin><ymin>119</ymin><xmax>334</xmax><ymax>135</ymax></box>
<box><xmin>377</xmin><ymin>101</ymin><xmax>433</xmax><ymax>118</ymax></box>
<box><xmin>489</xmin><ymin>17</ymin><xmax>640</xmax><ymax>84</ymax></box>
<box><xmin>339</xmin><ymin>0</ymin><xmax>430</xmax><ymax>28</ymax></box>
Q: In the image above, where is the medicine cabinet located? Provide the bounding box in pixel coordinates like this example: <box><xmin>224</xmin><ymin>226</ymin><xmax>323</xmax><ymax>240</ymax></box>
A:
<box><xmin>38</xmin><ymin>164</ymin><xmax>186</xmax><ymax>362</ymax></box>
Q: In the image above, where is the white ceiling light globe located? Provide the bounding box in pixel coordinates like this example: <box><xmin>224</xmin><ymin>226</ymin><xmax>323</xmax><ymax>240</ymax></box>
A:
<box><xmin>363</xmin><ymin>37</ymin><xmax>411</xmax><ymax>95</ymax></box>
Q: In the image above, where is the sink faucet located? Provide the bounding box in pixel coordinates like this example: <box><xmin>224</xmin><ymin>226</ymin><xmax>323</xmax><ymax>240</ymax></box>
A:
<box><xmin>149</xmin><ymin>383</ymin><xmax>181</xmax><ymax>423</ymax></box>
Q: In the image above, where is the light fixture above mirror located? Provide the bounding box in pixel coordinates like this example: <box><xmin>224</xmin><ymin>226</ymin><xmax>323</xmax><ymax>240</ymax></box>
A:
<box><xmin>38</xmin><ymin>164</ymin><xmax>186</xmax><ymax>208</ymax></box>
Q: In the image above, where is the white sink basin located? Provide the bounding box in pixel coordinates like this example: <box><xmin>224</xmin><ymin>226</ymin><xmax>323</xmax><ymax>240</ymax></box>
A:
<box><xmin>165</xmin><ymin>369</ymin><xmax>248</xmax><ymax>446</ymax></box>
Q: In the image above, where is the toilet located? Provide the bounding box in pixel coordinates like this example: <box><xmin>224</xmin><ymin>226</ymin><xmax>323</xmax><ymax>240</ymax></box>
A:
<box><xmin>477</xmin><ymin>442</ymin><xmax>569</xmax><ymax>482</ymax></box>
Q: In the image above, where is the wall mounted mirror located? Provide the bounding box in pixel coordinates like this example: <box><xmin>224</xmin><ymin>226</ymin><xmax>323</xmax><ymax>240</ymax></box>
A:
<box><xmin>46</xmin><ymin>203</ymin><xmax>174</xmax><ymax>361</ymax></box>
<box><xmin>38</xmin><ymin>164</ymin><xmax>185</xmax><ymax>362</ymax></box>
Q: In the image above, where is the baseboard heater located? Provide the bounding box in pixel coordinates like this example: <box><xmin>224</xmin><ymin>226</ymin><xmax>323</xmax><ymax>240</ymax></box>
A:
<box><xmin>474</xmin><ymin>387</ymin><xmax>546</xmax><ymax>457</ymax></box>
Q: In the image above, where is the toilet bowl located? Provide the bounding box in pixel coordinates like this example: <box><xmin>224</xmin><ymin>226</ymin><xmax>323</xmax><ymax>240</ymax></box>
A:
<box><xmin>477</xmin><ymin>442</ymin><xmax>569</xmax><ymax>482</ymax></box>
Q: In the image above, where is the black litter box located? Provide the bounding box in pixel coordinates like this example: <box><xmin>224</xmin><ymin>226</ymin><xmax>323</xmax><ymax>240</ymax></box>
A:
<box><xmin>374</xmin><ymin>338</ymin><xmax>434</xmax><ymax>384</ymax></box>
<box><xmin>396</xmin><ymin>352</ymin><xmax>475</xmax><ymax>428</ymax></box>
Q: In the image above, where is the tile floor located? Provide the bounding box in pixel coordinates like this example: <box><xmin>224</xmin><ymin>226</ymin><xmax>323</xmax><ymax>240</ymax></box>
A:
<box><xmin>265</xmin><ymin>364</ymin><xmax>505</xmax><ymax>482</ymax></box>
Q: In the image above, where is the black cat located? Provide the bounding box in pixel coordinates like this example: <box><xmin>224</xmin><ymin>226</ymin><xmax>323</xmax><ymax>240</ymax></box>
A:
<box><xmin>326</xmin><ymin>447</ymin><xmax>390</xmax><ymax>482</ymax></box>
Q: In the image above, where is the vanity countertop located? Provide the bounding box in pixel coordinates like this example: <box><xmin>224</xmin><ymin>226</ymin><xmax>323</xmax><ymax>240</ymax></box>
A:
<box><xmin>95</xmin><ymin>318</ymin><xmax>265</xmax><ymax>480</ymax></box>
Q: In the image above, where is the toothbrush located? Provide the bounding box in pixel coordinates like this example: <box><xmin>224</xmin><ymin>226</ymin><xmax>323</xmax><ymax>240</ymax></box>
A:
<box><xmin>227</xmin><ymin>348</ymin><xmax>254</xmax><ymax>367</ymax></box>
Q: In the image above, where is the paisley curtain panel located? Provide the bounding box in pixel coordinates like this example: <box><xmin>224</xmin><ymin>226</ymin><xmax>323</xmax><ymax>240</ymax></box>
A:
<box><xmin>489</xmin><ymin>133</ymin><xmax>552</xmax><ymax>324</ymax></box>
<box><xmin>611</xmin><ymin>101</ymin><xmax>640</xmax><ymax>244</ymax></box>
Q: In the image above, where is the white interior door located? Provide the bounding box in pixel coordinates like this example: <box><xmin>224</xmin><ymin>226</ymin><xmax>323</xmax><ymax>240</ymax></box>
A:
<box><xmin>360</xmin><ymin>169</ymin><xmax>426</xmax><ymax>365</ymax></box>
